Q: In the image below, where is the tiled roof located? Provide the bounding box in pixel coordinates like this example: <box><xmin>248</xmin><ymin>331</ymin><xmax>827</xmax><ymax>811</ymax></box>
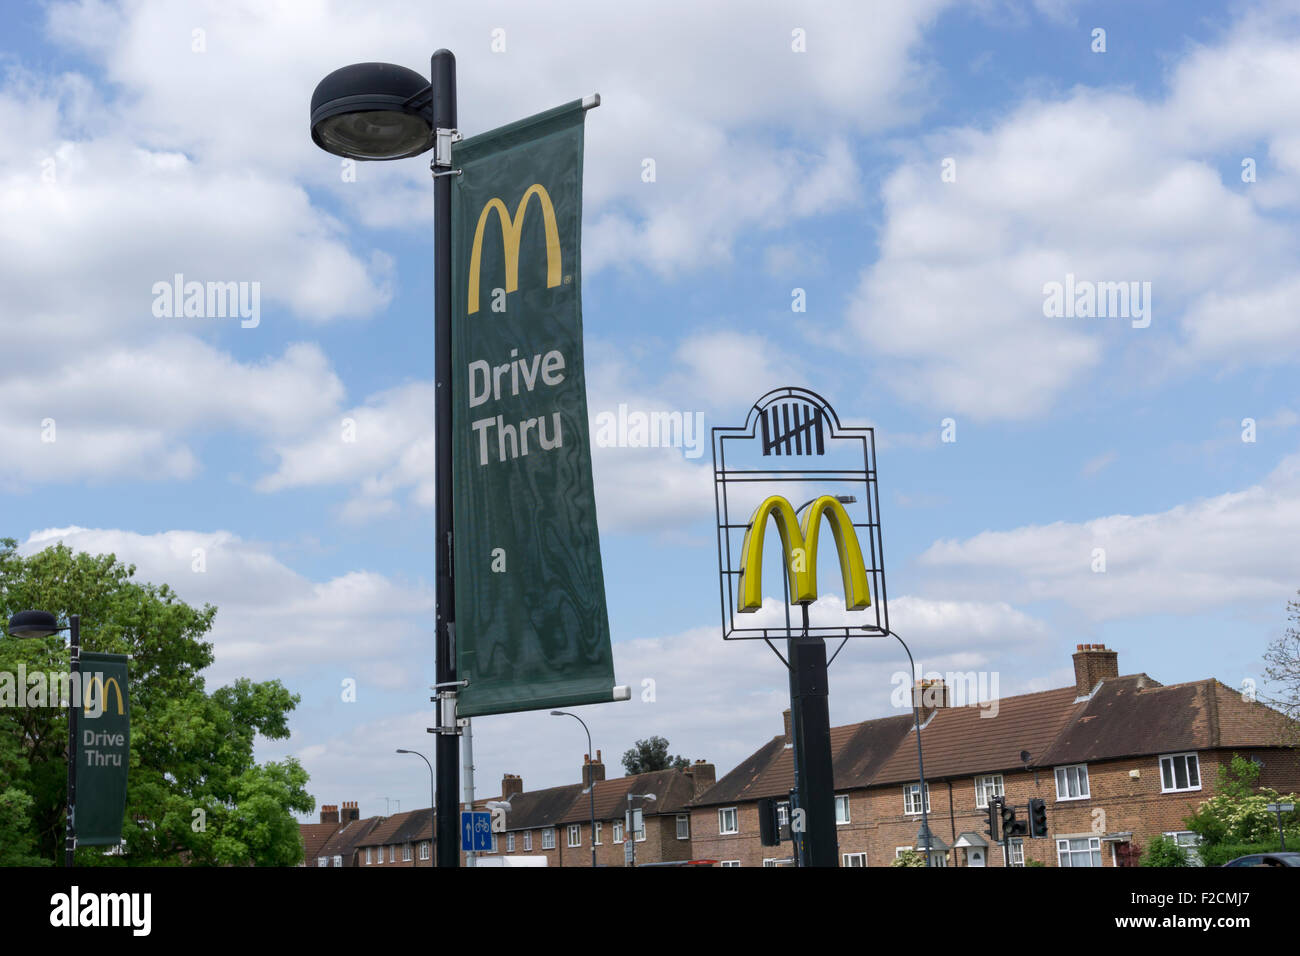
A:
<box><xmin>316</xmin><ymin>816</ymin><xmax>381</xmax><ymax>864</ymax></box>
<box><xmin>557</xmin><ymin>768</ymin><xmax>696</xmax><ymax>825</ymax></box>
<box><xmin>299</xmin><ymin>822</ymin><xmax>340</xmax><ymax>861</ymax></box>
<box><xmin>499</xmin><ymin>783</ymin><xmax>586</xmax><ymax>831</ymax></box>
<box><xmin>359</xmin><ymin>809</ymin><xmax>433</xmax><ymax>848</ymax></box>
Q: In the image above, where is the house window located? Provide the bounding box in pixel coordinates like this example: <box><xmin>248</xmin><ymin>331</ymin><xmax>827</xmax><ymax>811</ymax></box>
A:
<box><xmin>403</xmin><ymin>842</ymin><xmax>412</xmax><ymax>862</ymax></box>
<box><xmin>523</xmin><ymin>831</ymin><xmax>533</xmax><ymax>851</ymax></box>
<box><xmin>763</xmin><ymin>857</ymin><xmax>794</xmax><ymax>867</ymax></box>
<box><xmin>542</xmin><ymin>828</ymin><xmax>556</xmax><ymax>850</ymax></box>
<box><xmin>842</xmin><ymin>852</ymin><xmax>867</xmax><ymax>867</ymax></box>
<box><xmin>719</xmin><ymin>807</ymin><xmax>739</xmax><ymax>835</ymax></box>
<box><xmin>365</xmin><ymin>846</ymin><xmax>373</xmax><ymax>865</ymax></box>
<box><xmin>375</xmin><ymin>846</ymin><xmax>382</xmax><ymax>864</ymax></box>
<box><xmin>1160</xmin><ymin>753</ymin><xmax>1201</xmax><ymax>793</ymax></box>
<box><xmin>676</xmin><ymin>814</ymin><xmax>690</xmax><ymax>840</ymax></box>
<box><xmin>593</xmin><ymin>822</ymin><xmax>602</xmax><ymax>845</ymax></box>
<box><xmin>567</xmin><ymin>824</ymin><xmax>581</xmax><ymax>848</ymax></box>
<box><xmin>630</xmin><ymin>808</ymin><xmax>646</xmax><ymax>842</ymax></box>
<box><xmin>1055</xmin><ymin>764</ymin><xmax>1090</xmax><ymax>801</ymax></box>
<box><xmin>1008</xmin><ymin>839</ymin><xmax>1024</xmax><ymax>866</ymax></box>
<box><xmin>903</xmin><ymin>783</ymin><xmax>931</xmax><ymax>815</ymax></box>
<box><xmin>1164</xmin><ymin>830</ymin><xmax>1203</xmax><ymax>865</ymax></box>
<box><xmin>613</xmin><ymin>821</ymin><xmax>624</xmax><ymax>843</ymax></box>
<box><xmin>835</xmin><ymin>795</ymin><xmax>851</xmax><ymax>825</ymax></box>
<box><xmin>721</xmin><ymin>860</ymin><xmax>741</xmax><ymax>867</ymax></box>
<box><xmin>334</xmin><ymin>855</ymin><xmax>343</xmax><ymax>867</ymax></box>
<box><xmin>895</xmin><ymin>846</ymin><xmax>913</xmax><ymax>858</ymax></box>
<box><xmin>1057</xmin><ymin>836</ymin><xmax>1103</xmax><ymax>867</ymax></box>
<box><xmin>507</xmin><ymin>833</ymin><xmax>515</xmax><ymax>852</ymax></box>
<box><xmin>975</xmin><ymin>774</ymin><xmax>1005</xmax><ymax>808</ymax></box>
<box><xmin>388</xmin><ymin>844</ymin><xmax>395</xmax><ymax>863</ymax></box>
<box><xmin>419</xmin><ymin>842</ymin><xmax>430</xmax><ymax>860</ymax></box>
<box><xmin>317</xmin><ymin>857</ymin><xmax>328</xmax><ymax>867</ymax></box>
<box><xmin>776</xmin><ymin>801</ymin><xmax>790</xmax><ymax>826</ymax></box>
<box><xmin>929</xmin><ymin>852</ymin><xmax>948</xmax><ymax>867</ymax></box>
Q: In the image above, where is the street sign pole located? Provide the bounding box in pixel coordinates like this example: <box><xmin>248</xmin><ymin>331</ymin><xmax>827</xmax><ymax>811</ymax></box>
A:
<box><xmin>790</xmin><ymin>604</ymin><xmax>838</xmax><ymax>867</ymax></box>
<box><xmin>432</xmin><ymin>48</ymin><xmax>461</xmax><ymax>870</ymax></box>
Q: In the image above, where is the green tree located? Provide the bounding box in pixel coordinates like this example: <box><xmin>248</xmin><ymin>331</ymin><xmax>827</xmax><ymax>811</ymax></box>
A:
<box><xmin>1185</xmin><ymin>754</ymin><xmax>1300</xmax><ymax>850</ymax></box>
<box><xmin>621</xmin><ymin>736</ymin><xmax>689</xmax><ymax>774</ymax></box>
<box><xmin>0</xmin><ymin>539</ymin><xmax>312</xmax><ymax>865</ymax></box>
<box><xmin>1140</xmin><ymin>835</ymin><xmax>1191</xmax><ymax>867</ymax></box>
<box><xmin>1263</xmin><ymin>591</ymin><xmax>1300</xmax><ymax>744</ymax></box>
<box><xmin>890</xmin><ymin>849</ymin><xmax>925</xmax><ymax>867</ymax></box>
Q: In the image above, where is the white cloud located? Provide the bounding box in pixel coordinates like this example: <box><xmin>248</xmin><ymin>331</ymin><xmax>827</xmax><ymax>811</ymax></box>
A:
<box><xmin>918</xmin><ymin>452</ymin><xmax>1300</xmax><ymax>618</ymax></box>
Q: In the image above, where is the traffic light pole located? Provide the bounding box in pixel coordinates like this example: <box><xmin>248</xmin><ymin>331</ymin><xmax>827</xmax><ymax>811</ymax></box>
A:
<box><xmin>789</xmin><ymin>604</ymin><xmax>838</xmax><ymax>867</ymax></box>
<box><xmin>432</xmin><ymin>48</ymin><xmax>461</xmax><ymax>869</ymax></box>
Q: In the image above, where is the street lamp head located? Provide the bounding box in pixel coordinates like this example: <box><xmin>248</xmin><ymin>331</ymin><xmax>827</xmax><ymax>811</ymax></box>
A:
<box><xmin>396</xmin><ymin>749</ymin><xmax>410</xmax><ymax>754</ymax></box>
<box><xmin>310</xmin><ymin>62</ymin><xmax>435</xmax><ymax>160</ymax></box>
<box><xmin>550</xmin><ymin>710</ymin><xmax>565</xmax><ymax>716</ymax></box>
<box><xmin>836</xmin><ymin>495</ymin><xmax>857</xmax><ymax>504</ymax></box>
<box><xmin>7</xmin><ymin>609</ymin><xmax>61</xmax><ymax>639</ymax></box>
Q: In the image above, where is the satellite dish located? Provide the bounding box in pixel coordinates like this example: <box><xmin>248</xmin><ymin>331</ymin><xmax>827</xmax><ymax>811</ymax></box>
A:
<box><xmin>1019</xmin><ymin>750</ymin><xmax>1031</xmax><ymax>766</ymax></box>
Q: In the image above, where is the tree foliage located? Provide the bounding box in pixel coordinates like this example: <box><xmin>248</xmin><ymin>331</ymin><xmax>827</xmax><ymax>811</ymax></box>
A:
<box><xmin>1263</xmin><ymin>591</ymin><xmax>1300</xmax><ymax>743</ymax></box>
<box><xmin>1184</xmin><ymin>754</ymin><xmax>1300</xmax><ymax>851</ymax></box>
<box><xmin>621</xmin><ymin>735</ymin><xmax>690</xmax><ymax>775</ymax></box>
<box><xmin>0</xmin><ymin>539</ymin><xmax>312</xmax><ymax>865</ymax></box>
<box><xmin>1140</xmin><ymin>835</ymin><xmax>1191</xmax><ymax>867</ymax></box>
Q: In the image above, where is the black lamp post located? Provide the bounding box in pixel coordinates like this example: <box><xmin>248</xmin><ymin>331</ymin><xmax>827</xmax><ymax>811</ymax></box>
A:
<box><xmin>312</xmin><ymin>51</ymin><xmax>460</xmax><ymax>867</ymax></box>
<box><xmin>869</xmin><ymin>628</ymin><xmax>933</xmax><ymax>867</ymax></box>
<box><xmin>8</xmin><ymin>610</ymin><xmax>79</xmax><ymax>867</ymax></box>
<box><xmin>551</xmin><ymin>710</ymin><xmax>599</xmax><ymax>868</ymax></box>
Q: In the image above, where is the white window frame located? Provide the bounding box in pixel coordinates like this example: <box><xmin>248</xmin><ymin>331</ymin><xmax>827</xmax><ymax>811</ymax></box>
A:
<box><xmin>507</xmin><ymin>833</ymin><xmax>515</xmax><ymax>852</ymax></box>
<box><xmin>375</xmin><ymin>845</ymin><xmax>383</xmax><ymax>864</ymax></box>
<box><xmin>718</xmin><ymin>807</ymin><xmax>739</xmax><ymax>835</ymax></box>
<box><xmin>929</xmin><ymin>851</ymin><xmax>948</xmax><ymax>867</ymax></box>
<box><xmin>903</xmin><ymin>783</ymin><xmax>931</xmax><ymax>815</ymax></box>
<box><xmin>567</xmin><ymin>824</ymin><xmax>581</xmax><ymax>848</ymax></box>
<box><xmin>842</xmin><ymin>851</ymin><xmax>867</xmax><ymax>867</ymax></box>
<box><xmin>1056</xmin><ymin>836</ymin><xmax>1103</xmax><ymax>867</ymax></box>
<box><xmin>631</xmin><ymin>809</ymin><xmax>647</xmax><ymax>842</ymax></box>
<box><xmin>1054</xmin><ymin>764</ymin><xmax>1090</xmax><ymax>801</ymax></box>
<box><xmin>676</xmin><ymin>814</ymin><xmax>690</xmax><ymax>840</ymax></box>
<box><xmin>835</xmin><ymin>795</ymin><xmax>851</xmax><ymax>825</ymax></box>
<box><xmin>613</xmin><ymin>821</ymin><xmax>624</xmax><ymax>843</ymax></box>
<box><xmin>523</xmin><ymin>831</ymin><xmax>533</xmax><ymax>851</ymax></box>
<box><xmin>1159</xmin><ymin>753</ymin><xmax>1202</xmax><ymax>794</ymax></box>
<box><xmin>593</xmin><ymin>822</ymin><xmax>602</xmax><ymax>845</ymax></box>
<box><xmin>721</xmin><ymin>860</ymin><xmax>741</xmax><ymax>867</ymax></box>
<box><xmin>333</xmin><ymin>855</ymin><xmax>342</xmax><ymax>867</ymax></box>
<box><xmin>776</xmin><ymin>801</ymin><xmax>790</xmax><ymax>826</ymax></box>
<box><xmin>895</xmin><ymin>846</ymin><xmax>913</xmax><ymax>858</ymax></box>
<box><xmin>317</xmin><ymin>856</ymin><xmax>328</xmax><ymax>867</ymax></box>
<box><xmin>1164</xmin><ymin>830</ymin><xmax>1203</xmax><ymax>865</ymax></box>
<box><xmin>419</xmin><ymin>842</ymin><xmax>430</xmax><ymax>860</ymax></box>
<box><xmin>388</xmin><ymin>844</ymin><xmax>395</xmax><ymax>863</ymax></box>
<box><xmin>365</xmin><ymin>846</ymin><xmax>373</xmax><ymax>865</ymax></box>
<box><xmin>1008</xmin><ymin>838</ymin><xmax>1024</xmax><ymax>866</ymax></box>
<box><xmin>542</xmin><ymin>827</ymin><xmax>556</xmax><ymax>850</ymax></box>
<box><xmin>402</xmin><ymin>842</ymin><xmax>412</xmax><ymax>862</ymax></box>
<box><xmin>974</xmin><ymin>774</ymin><xmax>1005</xmax><ymax>809</ymax></box>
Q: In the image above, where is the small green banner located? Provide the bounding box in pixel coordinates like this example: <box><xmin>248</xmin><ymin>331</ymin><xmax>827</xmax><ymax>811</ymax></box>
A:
<box><xmin>76</xmin><ymin>651</ymin><xmax>129</xmax><ymax>846</ymax></box>
<box><xmin>451</xmin><ymin>100</ymin><xmax>616</xmax><ymax>717</ymax></box>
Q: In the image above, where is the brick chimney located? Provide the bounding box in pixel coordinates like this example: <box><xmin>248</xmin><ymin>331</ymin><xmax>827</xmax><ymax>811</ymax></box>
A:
<box><xmin>501</xmin><ymin>773</ymin><xmax>524</xmax><ymax>800</ymax></box>
<box><xmin>913</xmin><ymin>679</ymin><xmax>949</xmax><ymax>723</ymax></box>
<box><xmin>1073</xmin><ymin>643</ymin><xmax>1119</xmax><ymax>697</ymax></box>
<box><xmin>583</xmin><ymin>751</ymin><xmax>606</xmax><ymax>787</ymax></box>
<box><xmin>783</xmin><ymin>708</ymin><xmax>792</xmax><ymax>742</ymax></box>
<box><xmin>340</xmin><ymin>801</ymin><xmax>359</xmax><ymax>822</ymax></box>
<box><xmin>320</xmin><ymin>804</ymin><xmax>339</xmax><ymax>825</ymax></box>
<box><xmin>684</xmin><ymin>759</ymin><xmax>716</xmax><ymax>797</ymax></box>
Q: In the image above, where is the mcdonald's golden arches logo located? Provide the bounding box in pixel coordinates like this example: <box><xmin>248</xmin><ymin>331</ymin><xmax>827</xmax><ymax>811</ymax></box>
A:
<box><xmin>737</xmin><ymin>495</ymin><xmax>872</xmax><ymax>613</ymax></box>
<box><xmin>84</xmin><ymin>674</ymin><xmax>125</xmax><ymax>716</ymax></box>
<box><xmin>467</xmin><ymin>183</ymin><xmax>562</xmax><ymax>315</ymax></box>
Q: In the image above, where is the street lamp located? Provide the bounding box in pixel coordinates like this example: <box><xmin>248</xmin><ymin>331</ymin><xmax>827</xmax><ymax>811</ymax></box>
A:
<box><xmin>7</xmin><ymin>610</ymin><xmax>79</xmax><ymax>867</ymax></box>
<box><xmin>625</xmin><ymin>793</ymin><xmax>656</xmax><ymax>867</ymax></box>
<box><xmin>551</xmin><ymin>710</ymin><xmax>599</xmax><ymax>868</ymax></box>
<box><xmin>312</xmin><ymin>49</ymin><xmax>459</xmax><ymax>867</ymax></box>
<box><xmin>865</xmin><ymin>628</ymin><xmax>933</xmax><ymax>867</ymax></box>
<box><xmin>396</xmin><ymin>749</ymin><xmax>435</xmax><ymax>866</ymax></box>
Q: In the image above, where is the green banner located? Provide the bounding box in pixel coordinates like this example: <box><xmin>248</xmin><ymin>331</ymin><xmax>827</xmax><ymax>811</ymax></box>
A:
<box><xmin>451</xmin><ymin>100</ymin><xmax>615</xmax><ymax>718</ymax></box>
<box><xmin>76</xmin><ymin>651</ymin><xmax>129</xmax><ymax>846</ymax></box>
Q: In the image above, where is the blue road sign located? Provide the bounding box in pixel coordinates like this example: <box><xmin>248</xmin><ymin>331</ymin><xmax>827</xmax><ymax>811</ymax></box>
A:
<box><xmin>461</xmin><ymin>811</ymin><xmax>493</xmax><ymax>852</ymax></box>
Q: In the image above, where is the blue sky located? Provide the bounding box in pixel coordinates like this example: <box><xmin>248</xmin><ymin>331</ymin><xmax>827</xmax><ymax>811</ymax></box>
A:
<box><xmin>3</xmin><ymin>0</ymin><xmax>1299</xmax><ymax>818</ymax></box>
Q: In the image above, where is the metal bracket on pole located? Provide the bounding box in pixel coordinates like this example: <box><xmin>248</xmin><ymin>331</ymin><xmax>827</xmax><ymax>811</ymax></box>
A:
<box><xmin>428</xmin><ymin>680</ymin><xmax>467</xmax><ymax>735</ymax></box>
<box><xmin>432</xmin><ymin>128</ymin><xmax>462</xmax><ymax>170</ymax></box>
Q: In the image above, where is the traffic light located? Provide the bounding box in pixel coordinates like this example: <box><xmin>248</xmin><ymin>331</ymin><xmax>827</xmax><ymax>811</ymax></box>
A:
<box><xmin>757</xmin><ymin>797</ymin><xmax>781</xmax><ymax>847</ymax></box>
<box><xmin>984</xmin><ymin>797</ymin><xmax>1001</xmax><ymax>843</ymax></box>
<box><xmin>1029</xmin><ymin>797</ymin><xmax>1048</xmax><ymax>838</ymax></box>
<box><xmin>1000</xmin><ymin>801</ymin><xmax>1028</xmax><ymax>837</ymax></box>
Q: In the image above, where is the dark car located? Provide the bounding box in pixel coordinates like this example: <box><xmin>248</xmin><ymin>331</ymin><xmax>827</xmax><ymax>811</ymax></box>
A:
<box><xmin>1222</xmin><ymin>852</ymin><xmax>1300</xmax><ymax>867</ymax></box>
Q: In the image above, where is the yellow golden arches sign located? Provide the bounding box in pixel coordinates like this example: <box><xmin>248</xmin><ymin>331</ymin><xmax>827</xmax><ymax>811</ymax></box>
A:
<box><xmin>83</xmin><ymin>674</ymin><xmax>125</xmax><ymax>716</ymax></box>
<box><xmin>737</xmin><ymin>495</ymin><xmax>872</xmax><ymax>613</ymax></box>
<box><xmin>467</xmin><ymin>183</ymin><xmax>562</xmax><ymax>315</ymax></box>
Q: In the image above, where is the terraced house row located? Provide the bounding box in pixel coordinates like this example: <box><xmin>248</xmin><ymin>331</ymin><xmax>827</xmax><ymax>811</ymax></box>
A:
<box><xmin>300</xmin><ymin>644</ymin><xmax>1300</xmax><ymax>866</ymax></box>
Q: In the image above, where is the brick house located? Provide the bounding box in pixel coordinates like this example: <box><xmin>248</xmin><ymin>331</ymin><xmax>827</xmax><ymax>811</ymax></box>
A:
<box><xmin>355</xmin><ymin>808</ymin><xmax>434</xmax><ymax>868</ymax></box>
<box><xmin>308</xmin><ymin>802</ymin><xmax>380</xmax><ymax>867</ymax></box>
<box><xmin>476</xmin><ymin>752</ymin><xmax>717</xmax><ymax>866</ymax></box>
<box><xmin>690</xmin><ymin>644</ymin><xmax>1300</xmax><ymax>866</ymax></box>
